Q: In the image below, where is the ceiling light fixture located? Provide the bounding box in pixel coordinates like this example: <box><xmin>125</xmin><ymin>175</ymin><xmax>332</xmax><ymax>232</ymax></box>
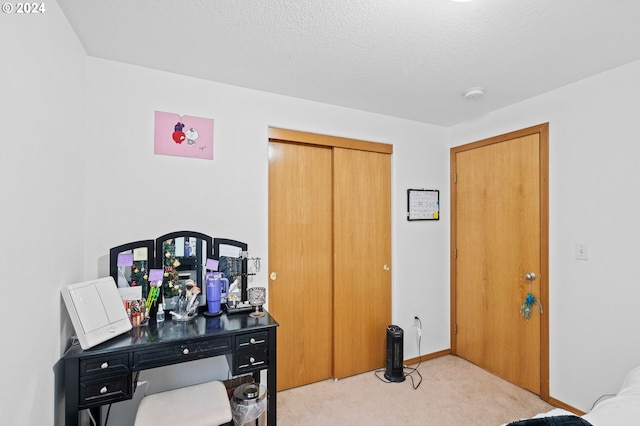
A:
<box><xmin>463</xmin><ymin>87</ymin><xmax>485</xmax><ymax>100</ymax></box>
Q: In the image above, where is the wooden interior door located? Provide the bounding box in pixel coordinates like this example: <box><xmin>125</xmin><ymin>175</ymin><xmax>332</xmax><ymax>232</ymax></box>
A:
<box><xmin>451</xmin><ymin>124</ymin><xmax>549</xmax><ymax>397</ymax></box>
<box><xmin>268</xmin><ymin>141</ymin><xmax>334</xmax><ymax>391</ymax></box>
<box><xmin>333</xmin><ymin>148</ymin><xmax>392</xmax><ymax>379</ymax></box>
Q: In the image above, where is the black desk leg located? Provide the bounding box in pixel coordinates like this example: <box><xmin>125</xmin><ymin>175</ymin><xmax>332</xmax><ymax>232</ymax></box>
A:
<box><xmin>64</xmin><ymin>358</ymin><xmax>80</xmax><ymax>426</ymax></box>
<box><xmin>267</xmin><ymin>327</ymin><xmax>277</xmax><ymax>425</ymax></box>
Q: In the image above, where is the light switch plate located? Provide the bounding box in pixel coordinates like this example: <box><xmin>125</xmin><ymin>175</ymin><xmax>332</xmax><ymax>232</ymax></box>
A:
<box><xmin>575</xmin><ymin>243</ymin><xmax>589</xmax><ymax>260</ymax></box>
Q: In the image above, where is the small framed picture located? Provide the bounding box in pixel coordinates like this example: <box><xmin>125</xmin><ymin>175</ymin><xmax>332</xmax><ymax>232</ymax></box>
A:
<box><xmin>407</xmin><ymin>189</ymin><xmax>439</xmax><ymax>221</ymax></box>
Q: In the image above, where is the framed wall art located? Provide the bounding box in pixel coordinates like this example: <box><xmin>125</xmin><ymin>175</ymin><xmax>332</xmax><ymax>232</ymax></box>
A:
<box><xmin>154</xmin><ymin>111</ymin><xmax>214</xmax><ymax>160</ymax></box>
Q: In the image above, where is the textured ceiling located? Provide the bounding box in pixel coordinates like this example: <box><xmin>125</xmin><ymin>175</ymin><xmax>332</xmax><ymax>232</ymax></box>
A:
<box><xmin>57</xmin><ymin>0</ymin><xmax>640</xmax><ymax>126</ymax></box>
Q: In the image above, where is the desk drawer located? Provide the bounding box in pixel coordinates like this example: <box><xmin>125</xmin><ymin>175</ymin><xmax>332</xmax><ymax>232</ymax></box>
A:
<box><xmin>79</xmin><ymin>374</ymin><xmax>131</xmax><ymax>407</ymax></box>
<box><xmin>234</xmin><ymin>345</ymin><xmax>269</xmax><ymax>373</ymax></box>
<box><xmin>133</xmin><ymin>337</ymin><xmax>232</xmax><ymax>370</ymax></box>
<box><xmin>80</xmin><ymin>354</ymin><xmax>129</xmax><ymax>378</ymax></box>
<box><xmin>236</xmin><ymin>331</ymin><xmax>268</xmax><ymax>349</ymax></box>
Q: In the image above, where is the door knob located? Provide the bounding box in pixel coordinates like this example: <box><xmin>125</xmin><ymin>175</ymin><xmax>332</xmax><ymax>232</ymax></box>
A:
<box><xmin>383</xmin><ymin>264</ymin><xmax>390</xmax><ymax>271</ymax></box>
<box><xmin>270</xmin><ymin>272</ymin><xmax>277</xmax><ymax>281</ymax></box>
<box><xmin>524</xmin><ymin>272</ymin><xmax>537</xmax><ymax>281</ymax></box>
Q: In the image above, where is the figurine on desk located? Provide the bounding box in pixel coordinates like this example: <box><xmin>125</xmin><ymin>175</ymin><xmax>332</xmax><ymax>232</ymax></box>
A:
<box><xmin>170</xmin><ymin>279</ymin><xmax>200</xmax><ymax>321</ymax></box>
<box><xmin>225</xmin><ymin>278</ymin><xmax>254</xmax><ymax>314</ymax></box>
<box><xmin>226</xmin><ymin>278</ymin><xmax>241</xmax><ymax>309</ymax></box>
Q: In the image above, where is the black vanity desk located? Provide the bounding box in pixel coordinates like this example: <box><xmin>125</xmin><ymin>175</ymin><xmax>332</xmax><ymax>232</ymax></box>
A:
<box><xmin>61</xmin><ymin>311</ymin><xmax>278</xmax><ymax>426</ymax></box>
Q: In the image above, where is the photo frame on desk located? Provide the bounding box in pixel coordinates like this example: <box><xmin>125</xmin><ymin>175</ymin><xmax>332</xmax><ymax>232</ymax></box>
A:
<box><xmin>407</xmin><ymin>189</ymin><xmax>439</xmax><ymax>221</ymax></box>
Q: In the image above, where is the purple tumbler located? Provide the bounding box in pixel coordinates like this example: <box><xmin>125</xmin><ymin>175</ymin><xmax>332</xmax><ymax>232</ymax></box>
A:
<box><xmin>206</xmin><ymin>272</ymin><xmax>228</xmax><ymax>314</ymax></box>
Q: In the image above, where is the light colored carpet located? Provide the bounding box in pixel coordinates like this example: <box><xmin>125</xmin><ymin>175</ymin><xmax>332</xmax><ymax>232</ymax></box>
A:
<box><xmin>276</xmin><ymin>355</ymin><xmax>555</xmax><ymax>425</ymax></box>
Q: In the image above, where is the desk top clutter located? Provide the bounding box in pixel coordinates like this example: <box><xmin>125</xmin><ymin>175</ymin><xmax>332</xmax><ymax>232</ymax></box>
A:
<box><xmin>109</xmin><ymin>232</ymin><xmax>263</xmax><ymax>327</ymax></box>
<box><xmin>63</xmin><ymin>309</ymin><xmax>278</xmax><ymax>355</ymax></box>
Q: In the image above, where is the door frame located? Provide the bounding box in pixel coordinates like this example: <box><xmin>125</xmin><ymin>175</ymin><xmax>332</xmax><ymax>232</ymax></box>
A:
<box><xmin>450</xmin><ymin>123</ymin><xmax>550</xmax><ymax>401</ymax></box>
<box><xmin>269</xmin><ymin>128</ymin><xmax>393</xmax><ymax>154</ymax></box>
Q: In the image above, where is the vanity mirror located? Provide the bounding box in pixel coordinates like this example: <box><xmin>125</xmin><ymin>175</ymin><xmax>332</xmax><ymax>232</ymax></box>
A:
<box><xmin>213</xmin><ymin>238</ymin><xmax>248</xmax><ymax>303</ymax></box>
<box><xmin>109</xmin><ymin>232</ymin><xmax>251</xmax><ymax>315</ymax></box>
<box><xmin>155</xmin><ymin>231</ymin><xmax>213</xmax><ymax>311</ymax></box>
<box><xmin>109</xmin><ymin>240</ymin><xmax>155</xmax><ymax>298</ymax></box>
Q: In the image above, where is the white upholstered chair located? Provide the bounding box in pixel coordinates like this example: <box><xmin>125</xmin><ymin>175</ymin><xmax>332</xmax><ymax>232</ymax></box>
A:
<box><xmin>134</xmin><ymin>380</ymin><xmax>232</xmax><ymax>426</ymax></box>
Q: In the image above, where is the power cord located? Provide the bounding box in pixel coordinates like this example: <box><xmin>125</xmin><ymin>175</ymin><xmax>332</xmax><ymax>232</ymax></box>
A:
<box><xmin>104</xmin><ymin>404</ymin><xmax>112</xmax><ymax>426</ymax></box>
<box><xmin>402</xmin><ymin>364</ymin><xmax>423</xmax><ymax>389</ymax></box>
<box><xmin>87</xmin><ymin>404</ymin><xmax>111</xmax><ymax>426</ymax></box>
<box><xmin>87</xmin><ymin>409</ymin><xmax>96</xmax><ymax>426</ymax></box>
<box><xmin>405</xmin><ymin>316</ymin><xmax>423</xmax><ymax>389</ymax></box>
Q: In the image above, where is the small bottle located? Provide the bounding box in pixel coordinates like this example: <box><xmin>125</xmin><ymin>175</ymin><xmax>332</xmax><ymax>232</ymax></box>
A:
<box><xmin>156</xmin><ymin>303</ymin><xmax>165</xmax><ymax>323</ymax></box>
<box><xmin>140</xmin><ymin>298</ymin><xmax>146</xmax><ymax>320</ymax></box>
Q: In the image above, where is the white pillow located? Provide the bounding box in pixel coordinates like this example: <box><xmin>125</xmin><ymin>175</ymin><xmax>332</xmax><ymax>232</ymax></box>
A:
<box><xmin>619</xmin><ymin>365</ymin><xmax>640</xmax><ymax>391</ymax></box>
<box><xmin>582</xmin><ymin>366</ymin><xmax>640</xmax><ymax>426</ymax></box>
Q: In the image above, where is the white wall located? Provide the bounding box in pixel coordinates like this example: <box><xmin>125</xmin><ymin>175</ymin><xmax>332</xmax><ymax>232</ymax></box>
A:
<box><xmin>83</xmin><ymin>58</ymin><xmax>450</xmax><ymax>421</ymax></box>
<box><xmin>0</xmin><ymin>2</ymin><xmax>87</xmax><ymax>426</ymax></box>
<box><xmin>450</xmin><ymin>59</ymin><xmax>640</xmax><ymax>412</ymax></box>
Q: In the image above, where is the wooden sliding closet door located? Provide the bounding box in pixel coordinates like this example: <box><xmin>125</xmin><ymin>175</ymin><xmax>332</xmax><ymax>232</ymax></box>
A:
<box><xmin>333</xmin><ymin>148</ymin><xmax>391</xmax><ymax>379</ymax></box>
<box><xmin>268</xmin><ymin>141</ymin><xmax>334</xmax><ymax>391</ymax></box>
<box><xmin>268</xmin><ymin>128</ymin><xmax>392</xmax><ymax>388</ymax></box>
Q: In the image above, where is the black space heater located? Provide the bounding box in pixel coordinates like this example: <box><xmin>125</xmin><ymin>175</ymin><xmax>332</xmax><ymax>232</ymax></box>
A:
<box><xmin>384</xmin><ymin>325</ymin><xmax>405</xmax><ymax>382</ymax></box>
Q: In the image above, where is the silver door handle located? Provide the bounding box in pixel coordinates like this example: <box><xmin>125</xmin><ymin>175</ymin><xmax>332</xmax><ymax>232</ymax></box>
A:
<box><xmin>524</xmin><ymin>272</ymin><xmax>536</xmax><ymax>281</ymax></box>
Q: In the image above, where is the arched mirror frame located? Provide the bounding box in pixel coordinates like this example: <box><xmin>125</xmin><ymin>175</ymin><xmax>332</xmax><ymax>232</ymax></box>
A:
<box><xmin>109</xmin><ymin>240</ymin><xmax>155</xmax><ymax>298</ymax></box>
<box><xmin>109</xmin><ymin>233</ymin><xmax>250</xmax><ymax>313</ymax></box>
<box><xmin>213</xmin><ymin>238</ymin><xmax>248</xmax><ymax>302</ymax></box>
<box><xmin>155</xmin><ymin>230</ymin><xmax>213</xmax><ymax>309</ymax></box>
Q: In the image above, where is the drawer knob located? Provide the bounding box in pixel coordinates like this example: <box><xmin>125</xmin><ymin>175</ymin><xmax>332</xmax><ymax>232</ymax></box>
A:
<box><xmin>100</xmin><ymin>362</ymin><xmax>109</xmax><ymax>369</ymax></box>
<box><xmin>100</xmin><ymin>386</ymin><xmax>107</xmax><ymax>395</ymax></box>
<box><xmin>250</xmin><ymin>338</ymin><xmax>256</xmax><ymax>344</ymax></box>
<box><xmin>182</xmin><ymin>348</ymin><xmax>190</xmax><ymax>355</ymax></box>
<box><xmin>250</xmin><ymin>357</ymin><xmax>256</xmax><ymax>363</ymax></box>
